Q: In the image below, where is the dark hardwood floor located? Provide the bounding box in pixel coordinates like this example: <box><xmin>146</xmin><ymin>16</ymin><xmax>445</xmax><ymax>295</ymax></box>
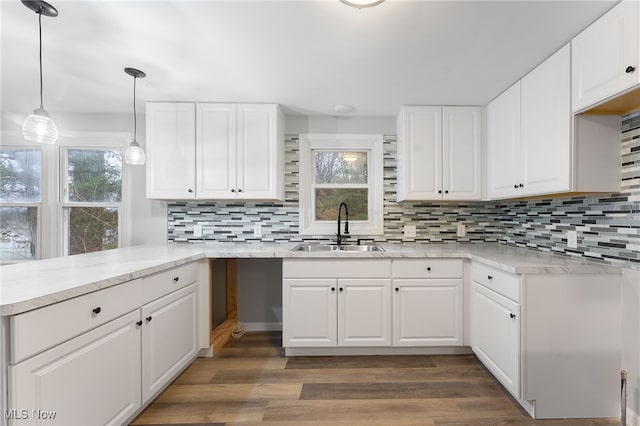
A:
<box><xmin>130</xmin><ymin>332</ymin><xmax>619</xmax><ymax>426</ymax></box>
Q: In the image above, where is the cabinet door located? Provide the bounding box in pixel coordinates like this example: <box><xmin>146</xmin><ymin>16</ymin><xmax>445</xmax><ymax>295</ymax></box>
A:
<box><xmin>237</xmin><ymin>104</ymin><xmax>283</xmax><ymax>200</ymax></box>
<box><xmin>521</xmin><ymin>45</ymin><xmax>571</xmax><ymax>196</ymax></box>
<box><xmin>338</xmin><ymin>279</ymin><xmax>391</xmax><ymax>347</ymax></box>
<box><xmin>146</xmin><ymin>102</ymin><xmax>196</xmax><ymax>199</ymax></box>
<box><xmin>141</xmin><ymin>284</ymin><xmax>198</xmax><ymax>403</ymax></box>
<box><xmin>283</xmin><ymin>279</ymin><xmax>337</xmax><ymax>347</ymax></box>
<box><xmin>572</xmin><ymin>1</ymin><xmax>639</xmax><ymax>112</ymax></box>
<box><xmin>9</xmin><ymin>311</ymin><xmax>141</xmax><ymax>426</ymax></box>
<box><xmin>196</xmin><ymin>103</ymin><xmax>237</xmax><ymax>199</ymax></box>
<box><xmin>396</xmin><ymin>106</ymin><xmax>442</xmax><ymax>200</ymax></box>
<box><xmin>487</xmin><ymin>82</ymin><xmax>521</xmax><ymax>199</ymax></box>
<box><xmin>442</xmin><ymin>107</ymin><xmax>482</xmax><ymax>200</ymax></box>
<box><xmin>393</xmin><ymin>279</ymin><xmax>463</xmax><ymax>347</ymax></box>
<box><xmin>471</xmin><ymin>282</ymin><xmax>520</xmax><ymax>397</ymax></box>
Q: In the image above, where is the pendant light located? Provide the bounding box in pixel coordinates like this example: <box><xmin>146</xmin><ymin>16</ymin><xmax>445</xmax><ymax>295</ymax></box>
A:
<box><xmin>123</xmin><ymin>68</ymin><xmax>146</xmax><ymax>165</ymax></box>
<box><xmin>21</xmin><ymin>0</ymin><xmax>58</xmax><ymax>145</ymax></box>
<box><xmin>339</xmin><ymin>0</ymin><xmax>385</xmax><ymax>9</ymax></box>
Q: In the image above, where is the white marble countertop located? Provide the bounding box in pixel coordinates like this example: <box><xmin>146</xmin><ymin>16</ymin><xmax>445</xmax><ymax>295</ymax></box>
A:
<box><xmin>0</xmin><ymin>242</ymin><xmax>623</xmax><ymax>317</ymax></box>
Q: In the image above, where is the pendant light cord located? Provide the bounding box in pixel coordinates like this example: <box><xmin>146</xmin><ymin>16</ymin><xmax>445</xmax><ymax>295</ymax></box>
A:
<box><xmin>133</xmin><ymin>75</ymin><xmax>137</xmax><ymax>141</ymax></box>
<box><xmin>38</xmin><ymin>12</ymin><xmax>44</xmax><ymax>109</ymax></box>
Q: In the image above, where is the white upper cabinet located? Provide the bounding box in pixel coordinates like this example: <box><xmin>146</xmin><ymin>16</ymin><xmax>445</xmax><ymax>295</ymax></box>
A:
<box><xmin>487</xmin><ymin>44</ymin><xmax>619</xmax><ymax>200</ymax></box>
<box><xmin>196</xmin><ymin>103</ymin><xmax>237</xmax><ymax>199</ymax></box>
<box><xmin>147</xmin><ymin>102</ymin><xmax>284</xmax><ymax>200</ymax></box>
<box><xmin>235</xmin><ymin>104</ymin><xmax>285</xmax><ymax>200</ymax></box>
<box><xmin>520</xmin><ymin>43</ymin><xmax>571</xmax><ymax>195</ymax></box>
<box><xmin>487</xmin><ymin>82</ymin><xmax>521</xmax><ymax>199</ymax></box>
<box><xmin>572</xmin><ymin>0</ymin><xmax>639</xmax><ymax>112</ymax></box>
<box><xmin>442</xmin><ymin>107</ymin><xmax>482</xmax><ymax>200</ymax></box>
<box><xmin>146</xmin><ymin>102</ymin><xmax>196</xmax><ymax>199</ymax></box>
<box><xmin>397</xmin><ymin>106</ymin><xmax>481</xmax><ymax>201</ymax></box>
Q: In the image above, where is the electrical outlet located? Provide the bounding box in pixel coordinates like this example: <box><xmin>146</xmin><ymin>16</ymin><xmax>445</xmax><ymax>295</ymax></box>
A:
<box><xmin>404</xmin><ymin>225</ymin><xmax>416</xmax><ymax>238</ymax></box>
<box><xmin>193</xmin><ymin>225</ymin><xmax>202</xmax><ymax>238</ymax></box>
<box><xmin>567</xmin><ymin>230</ymin><xmax>578</xmax><ymax>248</ymax></box>
<box><xmin>457</xmin><ymin>223</ymin><xmax>466</xmax><ymax>237</ymax></box>
<box><xmin>254</xmin><ymin>224</ymin><xmax>262</xmax><ymax>238</ymax></box>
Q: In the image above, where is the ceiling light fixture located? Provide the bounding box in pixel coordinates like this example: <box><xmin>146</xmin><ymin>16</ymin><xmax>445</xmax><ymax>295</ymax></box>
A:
<box><xmin>339</xmin><ymin>0</ymin><xmax>385</xmax><ymax>9</ymax></box>
<box><xmin>341</xmin><ymin>153</ymin><xmax>359</xmax><ymax>162</ymax></box>
<box><xmin>123</xmin><ymin>67</ymin><xmax>146</xmax><ymax>165</ymax></box>
<box><xmin>21</xmin><ymin>0</ymin><xmax>58</xmax><ymax>145</ymax></box>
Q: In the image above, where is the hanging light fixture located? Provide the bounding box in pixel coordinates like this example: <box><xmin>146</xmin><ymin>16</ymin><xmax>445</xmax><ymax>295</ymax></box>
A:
<box><xmin>21</xmin><ymin>0</ymin><xmax>58</xmax><ymax>145</ymax></box>
<box><xmin>123</xmin><ymin>67</ymin><xmax>146</xmax><ymax>165</ymax></box>
<box><xmin>339</xmin><ymin>0</ymin><xmax>385</xmax><ymax>9</ymax></box>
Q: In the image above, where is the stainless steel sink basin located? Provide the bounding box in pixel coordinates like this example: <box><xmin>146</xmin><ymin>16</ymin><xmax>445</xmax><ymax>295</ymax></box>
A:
<box><xmin>290</xmin><ymin>243</ymin><xmax>385</xmax><ymax>252</ymax></box>
<box><xmin>290</xmin><ymin>244</ymin><xmax>335</xmax><ymax>252</ymax></box>
<box><xmin>339</xmin><ymin>244</ymin><xmax>385</xmax><ymax>252</ymax></box>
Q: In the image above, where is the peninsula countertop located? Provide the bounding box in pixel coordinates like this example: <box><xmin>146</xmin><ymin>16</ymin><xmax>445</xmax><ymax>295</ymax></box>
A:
<box><xmin>0</xmin><ymin>242</ymin><xmax>623</xmax><ymax>316</ymax></box>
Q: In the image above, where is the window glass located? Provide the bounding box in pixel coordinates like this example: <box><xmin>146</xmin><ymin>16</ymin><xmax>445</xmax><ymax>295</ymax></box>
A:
<box><xmin>314</xmin><ymin>188</ymin><xmax>368</xmax><ymax>220</ymax></box>
<box><xmin>314</xmin><ymin>151</ymin><xmax>367</xmax><ymax>184</ymax></box>
<box><xmin>67</xmin><ymin>207</ymin><xmax>118</xmax><ymax>255</ymax></box>
<box><xmin>0</xmin><ymin>149</ymin><xmax>41</xmax><ymax>202</ymax></box>
<box><xmin>0</xmin><ymin>206</ymin><xmax>37</xmax><ymax>260</ymax></box>
<box><xmin>66</xmin><ymin>149</ymin><xmax>122</xmax><ymax>203</ymax></box>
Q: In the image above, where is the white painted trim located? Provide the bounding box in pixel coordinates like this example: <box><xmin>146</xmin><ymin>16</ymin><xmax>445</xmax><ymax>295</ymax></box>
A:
<box><xmin>284</xmin><ymin>345</ymin><xmax>473</xmax><ymax>356</ymax></box>
<box><xmin>298</xmin><ymin>133</ymin><xmax>384</xmax><ymax>236</ymax></box>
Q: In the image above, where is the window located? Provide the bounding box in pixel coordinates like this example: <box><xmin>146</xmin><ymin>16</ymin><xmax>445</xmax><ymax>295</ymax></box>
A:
<box><xmin>61</xmin><ymin>148</ymin><xmax>122</xmax><ymax>255</ymax></box>
<box><xmin>0</xmin><ymin>148</ymin><xmax>41</xmax><ymax>261</ymax></box>
<box><xmin>0</xmin><ymin>131</ymin><xmax>129</xmax><ymax>262</ymax></box>
<box><xmin>299</xmin><ymin>134</ymin><xmax>383</xmax><ymax>236</ymax></box>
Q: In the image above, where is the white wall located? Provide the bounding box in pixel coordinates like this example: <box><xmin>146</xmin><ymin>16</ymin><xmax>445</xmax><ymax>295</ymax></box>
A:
<box><xmin>285</xmin><ymin>115</ymin><xmax>395</xmax><ymax>135</ymax></box>
<box><xmin>236</xmin><ymin>259</ymin><xmax>282</xmax><ymax>331</ymax></box>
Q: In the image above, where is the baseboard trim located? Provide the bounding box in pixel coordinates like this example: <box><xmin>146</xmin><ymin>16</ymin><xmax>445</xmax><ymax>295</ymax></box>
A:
<box><xmin>284</xmin><ymin>346</ymin><xmax>473</xmax><ymax>356</ymax></box>
<box><xmin>242</xmin><ymin>322</ymin><xmax>282</xmax><ymax>332</ymax></box>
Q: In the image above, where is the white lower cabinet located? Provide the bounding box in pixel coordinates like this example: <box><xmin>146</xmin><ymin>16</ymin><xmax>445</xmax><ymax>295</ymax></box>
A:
<box><xmin>282</xmin><ymin>259</ymin><xmax>392</xmax><ymax>348</ymax></box>
<box><xmin>282</xmin><ymin>279</ymin><xmax>337</xmax><ymax>347</ymax></box>
<box><xmin>393</xmin><ymin>280</ymin><xmax>462</xmax><ymax>346</ymax></box>
<box><xmin>470</xmin><ymin>281</ymin><xmax>520</xmax><ymax>397</ymax></box>
<box><xmin>7</xmin><ymin>262</ymin><xmax>202</xmax><ymax>426</ymax></box>
<box><xmin>338</xmin><ymin>279</ymin><xmax>391</xmax><ymax>347</ymax></box>
<box><xmin>282</xmin><ymin>278</ymin><xmax>391</xmax><ymax>347</ymax></box>
<box><xmin>470</xmin><ymin>261</ymin><xmax>621</xmax><ymax>419</ymax></box>
<box><xmin>141</xmin><ymin>284</ymin><xmax>198</xmax><ymax>403</ymax></box>
<box><xmin>392</xmin><ymin>259</ymin><xmax>464</xmax><ymax>346</ymax></box>
<box><xmin>8</xmin><ymin>311</ymin><xmax>142</xmax><ymax>426</ymax></box>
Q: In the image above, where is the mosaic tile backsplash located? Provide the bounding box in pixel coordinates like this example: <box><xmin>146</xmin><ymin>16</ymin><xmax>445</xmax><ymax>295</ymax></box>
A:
<box><xmin>498</xmin><ymin>112</ymin><xmax>640</xmax><ymax>266</ymax></box>
<box><xmin>168</xmin><ymin>135</ymin><xmax>500</xmax><ymax>244</ymax></box>
<box><xmin>168</xmin><ymin>112</ymin><xmax>640</xmax><ymax>266</ymax></box>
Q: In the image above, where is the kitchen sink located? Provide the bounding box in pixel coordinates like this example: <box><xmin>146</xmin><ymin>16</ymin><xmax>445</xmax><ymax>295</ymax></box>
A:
<box><xmin>290</xmin><ymin>244</ymin><xmax>335</xmax><ymax>252</ymax></box>
<box><xmin>290</xmin><ymin>243</ymin><xmax>385</xmax><ymax>252</ymax></box>
<box><xmin>338</xmin><ymin>244</ymin><xmax>385</xmax><ymax>252</ymax></box>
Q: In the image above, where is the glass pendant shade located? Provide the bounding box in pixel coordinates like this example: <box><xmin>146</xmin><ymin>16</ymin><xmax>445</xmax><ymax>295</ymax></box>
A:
<box><xmin>123</xmin><ymin>67</ymin><xmax>146</xmax><ymax>166</ymax></box>
<box><xmin>124</xmin><ymin>140</ymin><xmax>145</xmax><ymax>165</ymax></box>
<box><xmin>339</xmin><ymin>0</ymin><xmax>385</xmax><ymax>8</ymax></box>
<box><xmin>22</xmin><ymin>107</ymin><xmax>58</xmax><ymax>144</ymax></box>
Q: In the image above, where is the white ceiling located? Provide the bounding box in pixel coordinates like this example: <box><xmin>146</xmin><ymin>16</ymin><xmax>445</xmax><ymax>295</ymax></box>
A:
<box><xmin>1</xmin><ymin>0</ymin><xmax>619</xmax><ymax>119</ymax></box>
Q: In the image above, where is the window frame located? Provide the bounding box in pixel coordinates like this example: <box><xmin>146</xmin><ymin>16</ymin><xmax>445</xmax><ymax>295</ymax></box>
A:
<box><xmin>60</xmin><ymin>145</ymin><xmax>124</xmax><ymax>256</ymax></box>
<box><xmin>298</xmin><ymin>133</ymin><xmax>384</xmax><ymax>236</ymax></box>
<box><xmin>0</xmin><ymin>144</ymin><xmax>45</xmax><ymax>262</ymax></box>
<box><xmin>1</xmin><ymin>131</ymin><xmax>130</xmax><ymax>261</ymax></box>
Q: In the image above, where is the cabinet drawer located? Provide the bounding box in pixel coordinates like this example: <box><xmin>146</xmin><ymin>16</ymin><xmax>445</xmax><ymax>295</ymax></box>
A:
<box><xmin>392</xmin><ymin>259</ymin><xmax>463</xmax><ymax>279</ymax></box>
<box><xmin>283</xmin><ymin>259</ymin><xmax>391</xmax><ymax>278</ymax></box>
<box><xmin>471</xmin><ymin>262</ymin><xmax>520</xmax><ymax>302</ymax></box>
<box><xmin>142</xmin><ymin>262</ymin><xmax>198</xmax><ymax>304</ymax></box>
<box><xmin>10</xmin><ymin>279</ymin><xmax>143</xmax><ymax>364</ymax></box>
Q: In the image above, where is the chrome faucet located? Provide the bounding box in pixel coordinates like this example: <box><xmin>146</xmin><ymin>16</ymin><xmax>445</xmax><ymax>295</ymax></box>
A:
<box><xmin>336</xmin><ymin>202</ymin><xmax>350</xmax><ymax>246</ymax></box>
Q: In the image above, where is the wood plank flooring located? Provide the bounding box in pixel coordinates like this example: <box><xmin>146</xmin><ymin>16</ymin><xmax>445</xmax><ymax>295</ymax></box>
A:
<box><xmin>130</xmin><ymin>332</ymin><xmax>619</xmax><ymax>426</ymax></box>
